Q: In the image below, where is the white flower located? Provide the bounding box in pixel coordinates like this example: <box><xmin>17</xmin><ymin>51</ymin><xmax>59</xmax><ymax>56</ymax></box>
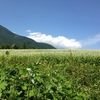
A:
<box><xmin>26</xmin><ymin>68</ymin><xmax>31</xmax><ymax>71</ymax></box>
<box><xmin>31</xmin><ymin>79</ymin><xmax>34</xmax><ymax>84</ymax></box>
<box><xmin>36</xmin><ymin>62</ymin><xmax>39</xmax><ymax>64</ymax></box>
<box><xmin>47</xmin><ymin>74</ymin><xmax>50</xmax><ymax>76</ymax></box>
<box><xmin>29</xmin><ymin>72</ymin><xmax>33</xmax><ymax>76</ymax></box>
<box><xmin>33</xmin><ymin>74</ymin><xmax>35</xmax><ymax>77</ymax></box>
<box><xmin>54</xmin><ymin>71</ymin><xmax>57</xmax><ymax>74</ymax></box>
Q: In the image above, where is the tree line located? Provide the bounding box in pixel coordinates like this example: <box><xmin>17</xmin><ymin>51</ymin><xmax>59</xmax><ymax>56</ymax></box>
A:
<box><xmin>0</xmin><ymin>43</ymin><xmax>35</xmax><ymax>49</ymax></box>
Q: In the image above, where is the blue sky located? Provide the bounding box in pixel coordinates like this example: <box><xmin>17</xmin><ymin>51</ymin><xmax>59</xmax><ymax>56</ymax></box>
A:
<box><xmin>0</xmin><ymin>0</ymin><xmax>100</xmax><ymax>49</ymax></box>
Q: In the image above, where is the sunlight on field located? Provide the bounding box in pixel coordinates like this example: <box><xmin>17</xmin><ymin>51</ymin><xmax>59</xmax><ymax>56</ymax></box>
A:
<box><xmin>0</xmin><ymin>49</ymin><xmax>100</xmax><ymax>56</ymax></box>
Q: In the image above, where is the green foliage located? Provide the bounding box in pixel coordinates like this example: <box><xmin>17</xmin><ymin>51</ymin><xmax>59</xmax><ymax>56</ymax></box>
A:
<box><xmin>0</xmin><ymin>50</ymin><xmax>100</xmax><ymax>99</ymax></box>
<box><xmin>5</xmin><ymin>51</ymin><xmax>10</xmax><ymax>55</ymax></box>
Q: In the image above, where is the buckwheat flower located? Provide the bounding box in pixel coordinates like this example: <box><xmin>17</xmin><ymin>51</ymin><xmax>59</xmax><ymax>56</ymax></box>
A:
<box><xmin>36</xmin><ymin>62</ymin><xmax>39</xmax><ymax>64</ymax></box>
<box><xmin>26</xmin><ymin>68</ymin><xmax>31</xmax><ymax>71</ymax></box>
<box><xmin>48</xmin><ymin>74</ymin><xmax>50</xmax><ymax>76</ymax></box>
<box><xmin>19</xmin><ymin>77</ymin><xmax>21</xmax><ymax>79</ymax></box>
<box><xmin>29</xmin><ymin>72</ymin><xmax>33</xmax><ymax>76</ymax></box>
<box><xmin>31</xmin><ymin>79</ymin><xmax>34</xmax><ymax>84</ymax></box>
<box><xmin>33</xmin><ymin>74</ymin><xmax>35</xmax><ymax>77</ymax></box>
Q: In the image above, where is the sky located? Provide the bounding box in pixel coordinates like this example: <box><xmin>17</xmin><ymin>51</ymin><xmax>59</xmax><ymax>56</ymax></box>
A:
<box><xmin>0</xmin><ymin>0</ymin><xmax>100</xmax><ymax>49</ymax></box>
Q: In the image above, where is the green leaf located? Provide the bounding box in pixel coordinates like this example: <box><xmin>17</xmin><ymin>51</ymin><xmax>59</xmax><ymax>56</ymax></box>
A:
<box><xmin>29</xmin><ymin>89</ymin><xmax>34</xmax><ymax>97</ymax></box>
<box><xmin>0</xmin><ymin>81</ymin><xmax>7</xmax><ymax>91</ymax></box>
<box><xmin>22</xmin><ymin>84</ymin><xmax>27</xmax><ymax>90</ymax></box>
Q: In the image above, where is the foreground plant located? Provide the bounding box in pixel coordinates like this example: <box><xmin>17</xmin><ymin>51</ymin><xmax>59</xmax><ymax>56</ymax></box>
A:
<box><xmin>0</xmin><ymin>50</ymin><xmax>100</xmax><ymax>99</ymax></box>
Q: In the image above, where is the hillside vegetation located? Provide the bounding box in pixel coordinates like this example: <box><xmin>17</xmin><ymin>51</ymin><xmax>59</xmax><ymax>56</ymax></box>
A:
<box><xmin>0</xmin><ymin>25</ymin><xmax>55</xmax><ymax>49</ymax></box>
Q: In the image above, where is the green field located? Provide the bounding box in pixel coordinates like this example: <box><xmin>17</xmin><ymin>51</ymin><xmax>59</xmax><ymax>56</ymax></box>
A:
<box><xmin>0</xmin><ymin>49</ymin><xmax>100</xmax><ymax>100</ymax></box>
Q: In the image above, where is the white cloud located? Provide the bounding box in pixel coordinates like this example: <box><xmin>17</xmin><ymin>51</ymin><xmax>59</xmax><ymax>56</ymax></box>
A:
<box><xmin>80</xmin><ymin>34</ymin><xmax>100</xmax><ymax>46</ymax></box>
<box><xmin>26</xmin><ymin>30</ymin><xmax>82</xmax><ymax>49</ymax></box>
<box><xmin>26</xmin><ymin>30</ymin><xmax>31</xmax><ymax>33</ymax></box>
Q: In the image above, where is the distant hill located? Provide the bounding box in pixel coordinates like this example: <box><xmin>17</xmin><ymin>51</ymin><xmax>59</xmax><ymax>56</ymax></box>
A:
<box><xmin>0</xmin><ymin>25</ymin><xmax>56</xmax><ymax>49</ymax></box>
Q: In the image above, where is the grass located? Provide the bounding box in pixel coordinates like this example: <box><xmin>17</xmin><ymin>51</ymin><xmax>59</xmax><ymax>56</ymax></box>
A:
<box><xmin>0</xmin><ymin>49</ymin><xmax>100</xmax><ymax>99</ymax></box>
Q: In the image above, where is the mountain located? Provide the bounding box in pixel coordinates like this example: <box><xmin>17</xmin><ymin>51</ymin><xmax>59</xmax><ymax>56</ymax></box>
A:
<box><xmin>0</xmin><ymin>25</ymin><xmax>56</xmax><ymax>49</ymax></box>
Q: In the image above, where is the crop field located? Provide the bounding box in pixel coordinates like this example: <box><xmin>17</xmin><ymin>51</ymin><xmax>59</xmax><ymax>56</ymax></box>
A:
<box><xmin>0</xmin><ymin>49</ymin><xmax>100</xmax><ymax>100</ymax></box>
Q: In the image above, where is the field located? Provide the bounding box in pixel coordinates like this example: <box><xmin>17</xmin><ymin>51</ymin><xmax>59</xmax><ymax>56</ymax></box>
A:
<box><xmin>0</xmin><ymin>49</ymin><xmax>100</xmax><ymax>100</ymax></box>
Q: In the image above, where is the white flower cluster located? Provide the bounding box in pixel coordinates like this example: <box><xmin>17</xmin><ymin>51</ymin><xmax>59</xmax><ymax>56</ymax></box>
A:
<box><xmin>26</xmin><ymin>67</ymin><xmax>35</xmax><ymax>84</ymax></box>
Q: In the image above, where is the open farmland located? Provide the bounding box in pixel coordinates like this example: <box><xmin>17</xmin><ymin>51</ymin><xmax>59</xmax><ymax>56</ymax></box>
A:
<box><xmin>0</xmin><ymin>49</ymin><xmax>100</xmax><ymax>99</ymax></box>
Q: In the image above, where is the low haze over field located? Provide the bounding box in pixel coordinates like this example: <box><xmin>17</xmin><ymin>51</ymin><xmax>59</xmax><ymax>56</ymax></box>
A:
<box><xmin>0</xmin><ymin>0</ymin><xmax>100</xmax><ymax>49</ymax></box>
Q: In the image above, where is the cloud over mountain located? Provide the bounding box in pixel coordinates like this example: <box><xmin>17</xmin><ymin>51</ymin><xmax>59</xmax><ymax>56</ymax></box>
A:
<box><xmin>27</xmin><ymin>30</ymin><xmax>82</xmax><ymax>49</ymax></box>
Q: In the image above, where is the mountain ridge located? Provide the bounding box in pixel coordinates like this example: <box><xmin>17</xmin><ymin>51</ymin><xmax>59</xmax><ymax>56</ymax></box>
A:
<box><xmin>0</xmin><ymin>25</ymin><xmax>56</xmax><ymax>49</ymax></box>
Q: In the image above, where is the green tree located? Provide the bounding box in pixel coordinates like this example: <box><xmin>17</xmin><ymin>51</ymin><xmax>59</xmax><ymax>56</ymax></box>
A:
<box><xmin>4</xmin><ymin>44</ymin><xmax>10</xmax><ymax>49</ymax></box>
<box><xmin>1</xmin><ymin>44</ymin><xmax>5</xmax><ymax>49</ymax></box>
<box><xmin>11</xmin><ymin>44</ymin><xmax>18</xmax><ymax>49</ymax></box>
<box><xmin>22</xmin><ymin>42</ymin><xmax>27</xmax><ymax>49</ymax></box>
